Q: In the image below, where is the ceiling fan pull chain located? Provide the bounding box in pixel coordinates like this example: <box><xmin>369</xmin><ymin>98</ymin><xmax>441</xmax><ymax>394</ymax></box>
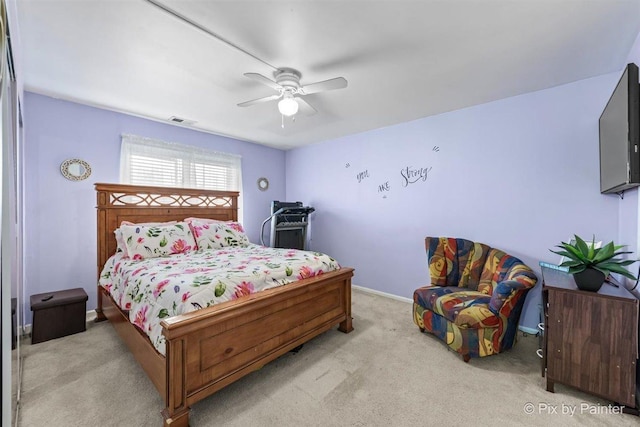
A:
<box><xmin>281</xmin><ymin>114</ymin><xmax>285</xmax><ymax>129</ymax></box>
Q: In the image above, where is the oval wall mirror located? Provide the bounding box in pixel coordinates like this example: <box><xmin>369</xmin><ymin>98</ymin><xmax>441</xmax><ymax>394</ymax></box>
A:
<box><xmin>257</xmin><ymin>177</ymin><xmax>269</xmax><ymax>191</ymax></box>
<box><xmin>61</xmin><ymin>159</ymin><xmax>92</xmax><ymax>181</ymax></box>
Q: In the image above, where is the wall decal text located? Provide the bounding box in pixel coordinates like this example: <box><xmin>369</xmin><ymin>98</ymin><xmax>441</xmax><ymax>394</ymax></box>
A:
<box><xmin>357</xmin><ymin>170</ymin><xmax>370</xmax><ymax>183</ymax></box>
<box><xmin>401</xmin><ymin>166</ymin><xmax>432</xmax><ymax>187</ymax></box>
<box><xmin>378</xmin><ymin>181</ymin><xmax>390</xmax><ymax>192</ymax></box>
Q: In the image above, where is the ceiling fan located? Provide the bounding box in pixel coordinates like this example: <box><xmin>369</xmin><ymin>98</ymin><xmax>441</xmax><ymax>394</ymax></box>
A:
<box><xmin>238</xmin><ymin>68</ymin><xmax>348</xmax><ymax>117</ymax></box>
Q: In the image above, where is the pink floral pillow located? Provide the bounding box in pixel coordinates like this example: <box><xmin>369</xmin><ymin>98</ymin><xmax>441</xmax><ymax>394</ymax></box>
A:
<box><xmin>119</xmin><ymin>222</ymin><xmax>196</xmax><ymax>260</ymax></box>
<box><xmin>189</xmin><ymin>219</ymin><xmax>249</xmax><ymax>250</ymax></box>
<box><xmin>115</xmin><ymin>221</ymin><xmax>178</xmax><ymax>257</ymax></box>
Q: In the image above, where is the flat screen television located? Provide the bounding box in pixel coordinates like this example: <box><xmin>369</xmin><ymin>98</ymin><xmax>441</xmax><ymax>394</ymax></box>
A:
<box><xmin>599</xmin><ymin>63</ymin><xmax>640</xmax><ymax>194</ymax></box>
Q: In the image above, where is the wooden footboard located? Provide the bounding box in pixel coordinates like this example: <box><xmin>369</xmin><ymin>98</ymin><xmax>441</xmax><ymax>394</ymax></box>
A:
<box><xmin>98</xmin><ymin>267</ymin><xmax>353</xmax><ymax>426</ymax></box>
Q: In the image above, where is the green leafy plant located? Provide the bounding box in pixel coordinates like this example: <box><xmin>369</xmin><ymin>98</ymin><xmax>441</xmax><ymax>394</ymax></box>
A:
<box><xmin>551</xmin><ymin>235</ymin><xmax>637</xmax><ymax>280</ymax></box>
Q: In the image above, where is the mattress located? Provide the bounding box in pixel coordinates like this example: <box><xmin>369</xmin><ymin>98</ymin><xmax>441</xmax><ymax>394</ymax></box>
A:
<box><xmin>99</xmin><ymin>244</ymin><xmax>341</xmax><ymax>355</ymax></box>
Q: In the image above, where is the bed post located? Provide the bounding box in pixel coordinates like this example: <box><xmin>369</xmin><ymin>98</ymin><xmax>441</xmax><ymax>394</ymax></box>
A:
<box><xmin>162</xmin><ymin>337</ymin><xmax>190</xmax><ymax>427</ymax></box>
<box><xmin>95</xmin><ymin>287</ymin><xmax>106</xmax><ymax>322</ymax></box>
<box><xmin>95</xmin><ymin>186</ymin><xmax>108</xmax><ymax>322</ymax></box>
<box><xmin>338</xmin><ymin>275</ymin><xmax>354</xmax><ymax>333</ymax></box>
<box><xmin>338</xmin><ymin>316</ymin><xmax>353</xmax><ymax>333</ymax></box>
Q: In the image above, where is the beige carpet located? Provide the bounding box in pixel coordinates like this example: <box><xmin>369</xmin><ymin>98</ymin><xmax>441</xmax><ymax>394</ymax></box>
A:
<box><xmin>18</xmin><ymin>289</ymin><xmax>638</xmax><ymax>426</ymax></box>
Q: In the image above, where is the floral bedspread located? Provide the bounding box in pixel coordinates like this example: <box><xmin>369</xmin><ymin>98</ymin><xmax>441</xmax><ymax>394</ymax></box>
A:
<box><xmin>99</xmin><ymin>244</ymin><xmax>340</xmax><ymax>355</ymax></box>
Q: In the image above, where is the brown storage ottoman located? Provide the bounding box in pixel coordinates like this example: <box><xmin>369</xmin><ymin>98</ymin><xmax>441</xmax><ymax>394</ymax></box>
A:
<box><xmin>30</xmin><ymin>288</ymin><xmax>88</xmax><ymax>344</ymax></box>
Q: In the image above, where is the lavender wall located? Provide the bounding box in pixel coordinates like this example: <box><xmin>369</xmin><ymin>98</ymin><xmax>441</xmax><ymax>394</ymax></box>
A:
<box><xmin>286</xmin><ymin>73</ymin><xmax>624</xmax><ymax>331</ymax></box>
<box><xmin>23</xmin><ymin>92</ymin><xmax>286</xmax><ymax>322</ymax></box>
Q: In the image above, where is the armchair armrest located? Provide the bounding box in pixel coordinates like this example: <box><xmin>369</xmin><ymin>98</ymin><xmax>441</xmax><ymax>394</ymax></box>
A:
<box><xmin>489</xmin><ymin>280</ymin><xmax>525</xmax><ymax>315</ymax></box>
<box><xmin>489</xmin><ymin>274</ymin><xmax>536</xmax><ymax>317</ymax></box>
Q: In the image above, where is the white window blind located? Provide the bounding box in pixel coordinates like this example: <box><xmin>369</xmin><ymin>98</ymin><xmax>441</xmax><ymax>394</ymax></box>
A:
<box><xmin>120</xmin><ymin>134</ymin><xmax>242</xmax><ymax>192</ymax></box>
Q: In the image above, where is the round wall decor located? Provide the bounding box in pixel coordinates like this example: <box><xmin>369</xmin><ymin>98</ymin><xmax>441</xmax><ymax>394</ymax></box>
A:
<box><xmin>61</xmin><ymin>158</ymin><xmax>92</xmax><ymax>181</ymax></box>
<box><xmin>257</xmin><ymin>177</ymin><xmax>269</xmax><ymax>191</ymax></box>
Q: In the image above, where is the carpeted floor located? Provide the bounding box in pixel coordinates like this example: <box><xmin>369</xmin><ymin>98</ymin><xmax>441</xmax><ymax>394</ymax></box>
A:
<box><xmin>18</xmin><ymin>289</ymin><xmax>638</xmax><ymax>426</ymax></box>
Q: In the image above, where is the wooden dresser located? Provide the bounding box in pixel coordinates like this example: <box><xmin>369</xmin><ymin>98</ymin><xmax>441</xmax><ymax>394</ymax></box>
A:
<box><xmin>541</xmin><ymin>267</ymin><xmax>639</xmax><ymax>408</ymax></box>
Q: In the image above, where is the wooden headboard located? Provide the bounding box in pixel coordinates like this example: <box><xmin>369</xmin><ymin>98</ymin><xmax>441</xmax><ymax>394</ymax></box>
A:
<box><xmin>96</xmin><ymin>183</ymin><xmax>239</xmax><ymax>275</ymax></box>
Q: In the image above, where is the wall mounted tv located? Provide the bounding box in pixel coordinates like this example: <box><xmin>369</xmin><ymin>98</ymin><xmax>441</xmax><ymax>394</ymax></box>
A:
<box><xmin>599</xmin><ymin>62</ymin><xmax>640</xmax><ymax>194</ymax></box>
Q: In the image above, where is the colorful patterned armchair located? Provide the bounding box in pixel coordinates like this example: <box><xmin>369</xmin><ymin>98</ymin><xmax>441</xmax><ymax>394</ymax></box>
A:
<box><xmin>413</xmin><ymin>237</ymin><xmax>537</xmax><ymax>362</ymax></box>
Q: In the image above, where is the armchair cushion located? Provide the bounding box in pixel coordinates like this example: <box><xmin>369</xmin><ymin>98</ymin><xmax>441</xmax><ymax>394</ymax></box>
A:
<box><xmin>414</xmin><ymin>286</ymin><xmax>498</xmax><ymax>329</ymax></box>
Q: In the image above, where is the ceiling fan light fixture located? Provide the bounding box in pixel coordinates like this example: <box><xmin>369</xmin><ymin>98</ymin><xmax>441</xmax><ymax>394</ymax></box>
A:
<box><xmin>278</xmin><ymin>93</ymin><xmax>299</xmax><ymax>116</ymax></box>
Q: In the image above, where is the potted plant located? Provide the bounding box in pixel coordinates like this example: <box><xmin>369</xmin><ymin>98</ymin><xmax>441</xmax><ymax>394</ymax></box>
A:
<box><xmin>550</xmin><ymin>235</ymin><xmax>637</xmax><ymax>292</ymax></box>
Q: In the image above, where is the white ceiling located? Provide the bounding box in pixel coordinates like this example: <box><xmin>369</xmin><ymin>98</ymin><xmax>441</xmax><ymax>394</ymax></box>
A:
<box><xmin>15</xmin><ymin>0</ymin><xmax>640</xmax><ymax>150</ymax></box>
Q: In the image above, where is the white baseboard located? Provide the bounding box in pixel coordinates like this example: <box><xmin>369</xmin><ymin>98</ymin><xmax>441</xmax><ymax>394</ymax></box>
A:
<box><xmin>352</xmin><ymin>284</ymin><xmax>413</xmax><ymax>304</ymax></box>
<box><xmin>518</xmin><ymin>325</ymin><xmax>539</xmax><ymax>335</ymax></box>
<box><xmin>20</xmin><ymin>309</ymin><xmax>97</xmax><ymax>337</ymax></box>
<box><xmin>86</xmin><ymin>309</ymin><xmax>97</xmax><ymax>323</ymax></box>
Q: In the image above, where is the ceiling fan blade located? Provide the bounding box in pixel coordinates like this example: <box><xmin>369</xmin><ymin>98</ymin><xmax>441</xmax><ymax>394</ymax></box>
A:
<box><xmin>237</xmin><ymin>93</ymin><xmax>282</xmax><ymax>107</ymax></box>
<box><xmin>295</xmin><ymin>97</ymin><xmax>317</xmax><ymax>116</ymax></box>
<box><xmin>299</xmin><ymin>77</ymin><xmax>348</xmax><ymax>95</ymax></box>
<box><xmin>244</xmin><ymin>73</ymin><xmax>282</xmax><ymax>90</ymax></box>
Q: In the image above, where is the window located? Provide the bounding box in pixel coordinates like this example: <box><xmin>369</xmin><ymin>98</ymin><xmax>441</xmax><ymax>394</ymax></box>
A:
<box><xmin>120</xmin><ymin>134</ymin><xmax>242</xmax><ymax>220</ymax></box>
<box><xmin>120</xmin><ymin>134</ymin><xmax>241</xmax><ymax>191</ymax></box>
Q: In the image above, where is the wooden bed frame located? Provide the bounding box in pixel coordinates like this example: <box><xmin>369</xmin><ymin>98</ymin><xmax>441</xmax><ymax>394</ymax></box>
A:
<box><xmin>95</xmin><ymin>183</ymin><xmax>354</xmax><ymax>426</ymax></box>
